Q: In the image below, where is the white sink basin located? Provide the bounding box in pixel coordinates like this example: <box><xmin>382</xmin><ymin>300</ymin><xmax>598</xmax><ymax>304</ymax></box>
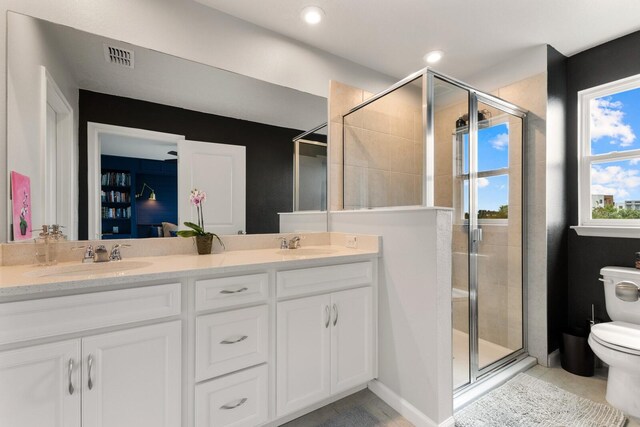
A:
<box><xmin>276</xmin><ymin>248</ymin><xmax>340</xmax><ymax>257</ymax></box>
<box><xmin>25</xmin><ymin>261</ymin><xmax>153</xmax><ymax>278</ymax></box>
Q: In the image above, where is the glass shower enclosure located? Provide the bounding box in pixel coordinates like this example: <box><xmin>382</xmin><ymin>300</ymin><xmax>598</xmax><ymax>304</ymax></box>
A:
<box><xmin>341</xmin><ymin>68</ymin><xmax>528</xmax><ymax>394</ymax></box>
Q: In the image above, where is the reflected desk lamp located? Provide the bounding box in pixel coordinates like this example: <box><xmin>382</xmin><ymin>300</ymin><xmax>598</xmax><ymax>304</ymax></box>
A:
<box><xmin>136</xmin><ymin>183</ymin><xmax>156</xmax><ymax>201</ymax></box>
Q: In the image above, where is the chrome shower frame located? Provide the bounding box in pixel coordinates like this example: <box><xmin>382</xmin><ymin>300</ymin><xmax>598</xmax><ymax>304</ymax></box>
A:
<box><xmin>342</xmin><ymin>67</ymin><xmax>530</xmax><ymax>397</ymax></box>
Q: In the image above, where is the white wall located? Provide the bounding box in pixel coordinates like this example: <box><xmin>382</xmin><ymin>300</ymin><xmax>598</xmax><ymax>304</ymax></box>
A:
<box><xmin>0</xmin><ymin>0</ymin><xmax>397</xmax><ymax>242</ymax></box>
<box><xmin>461</xmin><ymin>44</ymin><xmax>548</xmax><ymax>94</ymax></box>
<box><xmin>6</xmin><ymin>12</ymin><xmax>79</xmax><ymax>238</ymax></box>
<box><xmin>331</xmin><ymin>207</ymin><xmax>453</xmax><ymax>426</ymax></box>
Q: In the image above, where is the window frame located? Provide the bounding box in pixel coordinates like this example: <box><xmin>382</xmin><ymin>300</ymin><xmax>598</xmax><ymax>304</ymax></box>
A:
<box><xmin>577</xmin><ymin>73</ymin><xmax>640</xmax><ymax>228</ymax></box>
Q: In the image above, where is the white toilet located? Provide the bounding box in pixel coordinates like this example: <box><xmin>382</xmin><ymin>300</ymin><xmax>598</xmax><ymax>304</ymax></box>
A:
<box><xmin>589</xmin><ymin>266</ymin><xmax>640</xmax><ymax>418</ymax></box>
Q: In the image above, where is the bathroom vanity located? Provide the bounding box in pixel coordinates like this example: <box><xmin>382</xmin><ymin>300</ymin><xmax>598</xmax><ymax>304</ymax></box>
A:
<box><xmin>0</xmin><ymin>233</ymin><xmax>379</xmax><ymax>427</ymax></box>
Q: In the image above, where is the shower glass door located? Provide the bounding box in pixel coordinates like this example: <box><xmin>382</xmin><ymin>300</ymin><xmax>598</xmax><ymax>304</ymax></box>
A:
<box><xmin>432</xmin><ymin>71</ymin><xmax>526</xmax><ymax>392</ymax></box>
<box><xmin>470</xmin><ymin>96</ymin><xmax>524</xmax><ymax>377</ymax></box>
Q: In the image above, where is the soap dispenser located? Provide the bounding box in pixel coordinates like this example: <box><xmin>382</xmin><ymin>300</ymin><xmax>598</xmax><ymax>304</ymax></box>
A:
<box><xmin>34</xmin><ymin>224</ymin><xmax>66</xmax><ymax>265</ymax></box>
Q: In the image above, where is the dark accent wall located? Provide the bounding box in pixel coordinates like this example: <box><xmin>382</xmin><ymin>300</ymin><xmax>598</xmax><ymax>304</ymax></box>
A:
<box><xmin>566</xmin><ymin>30</ymin><xmax>640</xmax><ymax>328</ymax></box>
<box><xmin>79</xmin><ymin>90</ymin><xmax>325</xmax><ymax>239</ymax></box>
<box><xmin>546</xmin><ymin>45</ymin><xmax>569</xmax><ymax>351</ymax></box>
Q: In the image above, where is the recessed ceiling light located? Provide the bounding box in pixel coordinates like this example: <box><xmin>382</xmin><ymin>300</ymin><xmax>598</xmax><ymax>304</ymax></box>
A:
<box><xmin>301</xmin><ymin>6</ymin><xmax>325</xmax><ymax>25</ymax></box>
<box><xmin>424</xmin><ymin>50</ymin><xmax>444</xmax><ymax>64</ymax></box>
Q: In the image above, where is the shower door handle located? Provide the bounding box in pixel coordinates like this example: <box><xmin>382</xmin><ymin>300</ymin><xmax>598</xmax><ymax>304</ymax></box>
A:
<box><xmin>471</xmin><ymin>228</ymin><xmax>483</xmax><ymax>243</ymax></box>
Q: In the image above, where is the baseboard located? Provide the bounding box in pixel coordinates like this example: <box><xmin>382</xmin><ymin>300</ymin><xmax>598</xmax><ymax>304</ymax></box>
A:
<box><xmin>368</xmin><ymin>379</ymin><xmax>452</xmax><ymax>427</ymax></box>
<box><xmin>547</xmin><ymin>348</ymin><xmax>561</xmax><ymax>367</ymax></box>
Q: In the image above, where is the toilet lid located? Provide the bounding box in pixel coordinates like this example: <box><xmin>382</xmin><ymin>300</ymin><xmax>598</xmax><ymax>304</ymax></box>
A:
<box><xmin>591</xmin><ymin>321</ymin><xmax>640</xmax><ymax>353</ymax></box>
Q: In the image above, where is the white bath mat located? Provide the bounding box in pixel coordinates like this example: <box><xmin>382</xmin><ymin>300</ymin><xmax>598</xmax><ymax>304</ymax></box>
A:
<box><xmin>455</xmin><ymin>373</ymin><xmax>626</xmax><ymax>427</ymax></box>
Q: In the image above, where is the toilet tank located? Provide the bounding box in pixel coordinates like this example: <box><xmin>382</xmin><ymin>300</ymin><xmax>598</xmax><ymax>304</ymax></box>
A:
<box><xmin>601</xmin><ymin>266</ymin><xmax>640</xmax><ymax>324</ymax></box>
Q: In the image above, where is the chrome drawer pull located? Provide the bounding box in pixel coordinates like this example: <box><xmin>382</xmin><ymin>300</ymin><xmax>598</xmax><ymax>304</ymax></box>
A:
<box><xmin>68</xmin><ymin>359</ymin><xmax>74</xmax><ymax>395</ymax></box>
<box><xmin>325</xmin><ymin>305</ymin><xmax>330</xmax><ymax>328</ymax></box>
<box><xmin>332</xmin><ymin>304</ymin><xmax>338</xmax><ymax>326</ymax></box>
<box><xmin>220</xmin><ymin>397</ymin><xmax>247</xmax><ymax>410</ymax></box>
<box><xmin>220</xmin><ymin>335</ymin><xmax>248</xmax><ymax>345</ymax></box>
<box><xmin>87</xmin><ymin>355</ymin><xmax>94</xmax><ymax>390</ymax></box>
<box><xmin>220</xmin><ymin>287</ymin><xmax>248</xmax><ymax>294</ymax></box>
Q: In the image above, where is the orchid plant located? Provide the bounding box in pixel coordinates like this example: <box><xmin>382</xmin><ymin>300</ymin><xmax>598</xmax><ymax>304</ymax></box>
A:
<box><xmin>177</xmin><ymin>189</ymin><xmax>224</xmax><ymax>248</ymax></box>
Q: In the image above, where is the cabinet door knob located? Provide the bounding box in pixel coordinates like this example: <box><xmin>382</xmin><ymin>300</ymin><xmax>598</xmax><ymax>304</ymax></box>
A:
<box><xmin>332</xmin><ymin>304</ymin><xmax>338</xmax><ymax>326</ymax></box>
<box><xmin>325</xmin><ymin>305</ymin><xmax>330</xmax><ymax>328</ymax></box>
<box><xmin>68</xmin><ymin>358</ymin><xmax>75</xmax><ymax>395</ymax></box>
<box><xmin>87</xmin><ymin>355</ymin><xmax>94</xmax><ymax>390</ymax></box>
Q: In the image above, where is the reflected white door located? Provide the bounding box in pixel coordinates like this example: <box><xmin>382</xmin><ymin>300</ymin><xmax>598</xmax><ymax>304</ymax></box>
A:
<box><xmin>45</xmin><ymin>103</ymin><xmax>58</xmax><ymax>225</ymax></box>
<box><xmin>178</xmin><ymin>140</ymin><xmax>246</xmax><ymax>235</ymax></box>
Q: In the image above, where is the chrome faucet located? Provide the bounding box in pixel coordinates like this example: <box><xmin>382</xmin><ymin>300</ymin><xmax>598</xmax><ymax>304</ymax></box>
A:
<box><xmin>276</xmin><ymin>235</ymin><xmax>303</xmax><ymax>250</ymax></box>
<box><xmin>94</xmin><ymin>245</ymin><xmax>109</xmax><ymax>263</ymax></box>
<box><xmin>277</xmin><ymin>237</ymin><xmax>288</xmax><ymax>249</ymax></box>
<box><xmin>288</xmin><ymin>236</ymin><xmax>302</xmax><ymax>249</ymax></box>
<box><xmin>109</xmin><ymin>244</ymin><xmax>131</xmax><ymax>261</ymax></box>
<box><xmin>72</xmin><ymin>245</ymin><xmax>95</xmax><ymax>263</ymax></box>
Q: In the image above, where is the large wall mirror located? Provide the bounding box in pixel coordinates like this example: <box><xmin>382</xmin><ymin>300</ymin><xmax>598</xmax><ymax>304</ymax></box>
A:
<box><xmin>6</xmin><ymin>12</ymin><xmax>327</xmax><ymax>242</ymax></box>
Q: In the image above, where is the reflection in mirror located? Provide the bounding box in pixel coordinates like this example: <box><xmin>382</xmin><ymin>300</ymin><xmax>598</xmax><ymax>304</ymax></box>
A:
<box><xmin>6</xmin><ymin>12</ymin><xmax>327</xmax><ymax>242</ymax></box>
<box><xmin>279</xmin><ymin>124</ymin><xmax>328</xmax><ymax>233</ymax></box>
<box><xmin>293</xmin><ymin>124</ymin><xmax>327</xmax><ymax>211</ymax></box>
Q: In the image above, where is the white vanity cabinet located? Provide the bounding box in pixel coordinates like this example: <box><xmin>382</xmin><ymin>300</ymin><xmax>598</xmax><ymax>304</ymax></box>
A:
<box><xmin>0</xmin><ymin>340</ymin><xmax>81</xmax><ymax>427</ymax></box>
<box><xmin>82</xmin><ymin>321</ymin><xmax>182</xmax><ymax>427</ymax></box>
<box><xmin>0</xmin><ymin>284</ymin><xmax>182</xmax><ymax>427</ymax></box>
<box><xmin>276</xmin><ymin>263</ymin><xmax>374</xmax><ymax>418</ymax></box>
<box><xmin>0</xmin><ymin>321</ymin><xmax>181</xmax><ymax>427</ymax></box>
<box><xmin>0</xmin><ymin>251</ymin><xmax>378</xmax><ymax>427</ymax></box>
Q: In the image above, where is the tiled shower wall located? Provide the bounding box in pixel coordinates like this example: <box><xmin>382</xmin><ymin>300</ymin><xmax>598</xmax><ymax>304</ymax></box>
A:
<box><xmin>328</xmin><ymin>80</ymin><xmax>424</xmax><ymax>210</ymax></box>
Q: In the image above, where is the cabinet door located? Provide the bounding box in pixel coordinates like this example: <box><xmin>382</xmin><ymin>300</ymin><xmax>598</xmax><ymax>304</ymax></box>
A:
<box><xmin>276</xmin><ymin>294</ymin><xmax>331</xmax><ymax>417</ymax></box>
<box><xmin>0</xmin><ymin>340</ymin><xmax>81</xmax><ymax>427</ymax></box>
<box><xmin>331</xmin><ymin>287</ymin><xmax>374</xmax><ymax>394</ymax></box>
<box><xmin>82</xmin><ymin>321</ymin><xmax>181</xmax><ymax>427</ymax></box>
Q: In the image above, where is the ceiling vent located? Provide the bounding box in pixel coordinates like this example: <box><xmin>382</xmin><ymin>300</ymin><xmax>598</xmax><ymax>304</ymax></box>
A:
<box><xmin>104</xmin><ymin>44</ymin><xmax>134</xmax><ymax>68</ymax></box>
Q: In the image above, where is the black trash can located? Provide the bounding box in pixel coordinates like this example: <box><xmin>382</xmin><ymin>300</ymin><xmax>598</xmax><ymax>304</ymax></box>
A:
<box><xmin>561</xmin><ymin>327</ymin><xmax>594</xmax><ymax>377</ymax></box>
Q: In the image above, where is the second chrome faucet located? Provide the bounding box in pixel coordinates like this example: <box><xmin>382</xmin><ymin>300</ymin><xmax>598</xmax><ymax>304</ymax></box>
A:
<box><xmin>277</xmin><ymin>235</ymin><xmax>302</xmax><ymax>250</ymax></box>
<box><xmin>76</xmin><ymin>243</ymin><xmax>131</xmax><ymax>263</ymax></box>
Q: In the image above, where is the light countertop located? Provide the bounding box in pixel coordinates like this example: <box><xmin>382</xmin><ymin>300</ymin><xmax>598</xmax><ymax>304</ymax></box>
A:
<box><xmin>0</xmin><ymin>245</ymin><xmax>379</xmax><ymax>299</ymax></box>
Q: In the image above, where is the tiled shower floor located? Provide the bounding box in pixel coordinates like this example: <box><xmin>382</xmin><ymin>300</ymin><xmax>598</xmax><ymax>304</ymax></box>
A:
<box><xmin>453</xmin><ymin>329</ymin><xmax>514</xmax><ymax>389</ymax></box>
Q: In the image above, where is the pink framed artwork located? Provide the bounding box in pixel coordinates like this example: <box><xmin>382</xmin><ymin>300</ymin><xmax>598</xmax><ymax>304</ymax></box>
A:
<box><xmin>11</xmin><ymin>171</ymin><xmax>32</xmax><ymax>240</ymax></box>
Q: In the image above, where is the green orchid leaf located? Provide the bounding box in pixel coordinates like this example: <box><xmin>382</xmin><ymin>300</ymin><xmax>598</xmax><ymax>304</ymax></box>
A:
<box><xmin>183</xmin><ymin>221</ymin><xmax>204</xmax><ymax>233</ymax></box>
<box><xmin>211</xmin><ymin>233</ymin><xmax>226</xmax><ymax>250</ymax></box>
<box><xmin>176</xmin><ymin>230</ymin><xmax>198</xmax><ymax>237</ymax></box>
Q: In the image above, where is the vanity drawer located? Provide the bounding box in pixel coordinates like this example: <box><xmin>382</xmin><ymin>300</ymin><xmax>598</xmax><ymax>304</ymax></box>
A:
<box><xmin>195</xmin><ymin>364</ymin><xmax>268</xmax><ymax>427</ymax></box>
<box><xmin>196</xmin><ymin>305</ymin><xmax>268</xmax><ymax>381</ymax></box>
<box><xmin>0</xmin><ymin>283</ymin><xmax>181</xmax><ymax>345</ymax></box>
<box><xmin>195</xmin><ymin>273</ymin><xmax>268</xmax><ymax>311</ymax></box>
<box><xmin>276</xmin><ymin>261</ymin><xmax>373</xmax><ymax>298</ymax></box>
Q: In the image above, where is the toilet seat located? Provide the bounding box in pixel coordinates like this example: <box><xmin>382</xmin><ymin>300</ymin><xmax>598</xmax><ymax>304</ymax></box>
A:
<box><xmin>590</xmin><ymin>321</ymin><xmax>640</xmax><ymax>356</ymax></box>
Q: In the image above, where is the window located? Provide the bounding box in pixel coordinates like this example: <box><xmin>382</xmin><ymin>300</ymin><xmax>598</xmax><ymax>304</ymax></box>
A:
<box><xmin>456</xmin><ymin>121</ymin><xmax>510</xmax><ymax>223</ymax></box>
<box><xmin>578</xmin><ymin>74</ymin><xmax>640</xmax><ymax>229</ymax></box>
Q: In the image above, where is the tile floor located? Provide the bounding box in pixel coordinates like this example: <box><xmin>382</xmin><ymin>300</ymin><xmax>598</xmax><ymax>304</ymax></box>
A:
<box><xmin>282</xmin><ymin>389</ymin><xmax>412</xmax><ymax>427</ymax></box>
<box><xmin>285</xmin><ymin>364</ymin><xmax>639</xmax><ymax>426</ymax></box>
